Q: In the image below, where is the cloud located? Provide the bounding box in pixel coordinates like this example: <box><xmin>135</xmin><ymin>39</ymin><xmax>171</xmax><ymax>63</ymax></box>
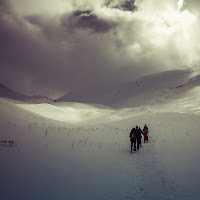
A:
<box><xmin>105</xmin><ymin>0</ymin><xmax>137</xmax><ymax>11</ymax></box>
<box><xmin>1</xmin><ymin>0</ymin><xmax>200</xmax><ymax>98</ymax></box>
<box><xmin>62</xmin><ymin>9</ymin><xmax>117</xmax><ymax>33</ymax></box>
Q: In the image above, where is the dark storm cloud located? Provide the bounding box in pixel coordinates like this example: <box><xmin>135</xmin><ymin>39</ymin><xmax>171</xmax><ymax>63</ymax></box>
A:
<box><xmin>105</xmin><ymin>0</ymin><xmax>137</xmax><ymax>11</ymax></box>
<box><xmin>118</xmin><ymin>0</ymin><xmax>137</xmax><ymax>11</ymax></box>
<box><xmin>61</xmin><ymin>10</ymin><xmax>117</xmax><ymax>33</ymax></box>
<box><xmin>0</xmin><ymin>0</ymin><xmax>10</xmax><ymax>12</ymax></box>
<box><xmin>0</xmin><ymin>1</ymin><xmax>69</xmax><ymax>97</ymax></box>
<box><xmin>1</xmin><ymin>0</ymin><xmax>200</xmax><ymax>98</ymax></box>
<box><xmin>0</xmin><ymin>0</ymin><xmax>126</xmax><ymax>97</ymax></box>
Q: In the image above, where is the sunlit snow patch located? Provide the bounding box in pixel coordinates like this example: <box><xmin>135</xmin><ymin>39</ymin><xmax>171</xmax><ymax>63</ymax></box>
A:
<box><xmin>17</xmin><ymin>103</ymin><xmax>121</xmax><ymax>124</ymax></box>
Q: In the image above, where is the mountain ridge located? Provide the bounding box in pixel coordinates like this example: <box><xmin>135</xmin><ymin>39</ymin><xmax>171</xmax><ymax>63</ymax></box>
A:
<box><xmin>57</xmin><ymin>69</ymin><xmax>198</xmax><ymax>108</ymax></box>
<box><xmin>0</xmin><ymin>83</ymin><xmax>56</xmax><ymax>104</ymax></box>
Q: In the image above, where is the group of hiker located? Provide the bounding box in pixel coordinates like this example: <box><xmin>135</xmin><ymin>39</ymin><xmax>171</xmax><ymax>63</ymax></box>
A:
<box><xmin>129</xmin><ymin>124</ymin><xmax>149</xmax><ymax>153</ymax></box>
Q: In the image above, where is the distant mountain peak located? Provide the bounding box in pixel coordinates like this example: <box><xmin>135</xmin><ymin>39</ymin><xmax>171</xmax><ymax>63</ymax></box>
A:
<box><xmin>0</xmin><ymin>83</ymin><xmax>55</xmax><ymax>103</ymax></box>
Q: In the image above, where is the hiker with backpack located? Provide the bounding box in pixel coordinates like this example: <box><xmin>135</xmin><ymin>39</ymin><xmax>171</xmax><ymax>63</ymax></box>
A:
<box><xmin>135</xmin><ymin>126</ymin><xmax>140</xmax><ymax>150</ymax></box>
<box><xmin>129</xmin><ymin>128</ymin><xmax>137</xmax><ymax>152</ymax></box>
<box><xmin>138</xmin><ymin>127</ymin><xmax>143</xmax><ymax>147</ymax></box>
<box><xmin>143</xmin><ymin>124</ymin><xmax>149</xmax><ymax>143</ymax></box>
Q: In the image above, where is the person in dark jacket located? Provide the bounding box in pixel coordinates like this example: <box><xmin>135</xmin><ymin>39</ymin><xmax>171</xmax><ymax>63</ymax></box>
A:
<box><xmin>135</xmin><ymin>126</ymin><xmax>140</xmax><ymax>150</ymax></box>
<box><xmin>138</xmin><ymin>127</ymin><xmax>143</xmax><ymax>146</ymax></box>
<box><xmin>129</xmin><ymin>128</ymin><xmax>137</xmax><ymax>152</ymax></box>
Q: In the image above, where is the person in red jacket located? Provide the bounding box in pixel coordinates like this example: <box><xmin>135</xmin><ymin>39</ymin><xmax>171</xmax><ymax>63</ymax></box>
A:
<box><xmin>143</xmin><ymin>124</ymin><xmax>149</xmax><ymax>143</ymax></box>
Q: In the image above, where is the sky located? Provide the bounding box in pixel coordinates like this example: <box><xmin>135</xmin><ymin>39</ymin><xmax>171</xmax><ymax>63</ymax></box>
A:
<box><xmin>0</xmin><ymin>0</ymin><xmax>200</xmax><ymax>98</ymax></box>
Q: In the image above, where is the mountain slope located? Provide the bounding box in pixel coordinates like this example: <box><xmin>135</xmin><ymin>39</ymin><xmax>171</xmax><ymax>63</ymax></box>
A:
<box><xmin>0</xmin><ymin>83</ymin><xmax>55</xmax><ymax>103</ymax></box>
<box><xmin>0</xmin><ymin>83</ymin><xmax>26</xmax><ymax>100</ymax></box>
<box><xmin>57</xmin><ymin>69</ymin><xmax>198</xmax><ymax>108</ymax></box>
<box><xmin>1</xmin><ymin>92</ymin><xmax>200</xmax><ymax>200</ymax></box>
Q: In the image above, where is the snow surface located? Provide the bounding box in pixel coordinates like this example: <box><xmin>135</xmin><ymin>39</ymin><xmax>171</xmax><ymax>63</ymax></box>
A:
<box><xmin>1</xmin><ymin>71</ymin><xmax>200</xmax><ymax>200</ymax></box>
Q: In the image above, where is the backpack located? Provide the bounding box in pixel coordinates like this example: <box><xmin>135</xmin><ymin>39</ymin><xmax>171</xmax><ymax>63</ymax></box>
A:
<box><xmin>143</xmin><ymin>127</ymin><xmax>148</xmax><ymax>134</ymax></box>
<box><xmin>130</xmin><ymin>128</ymin><xmax>136</xmax><ymax>139</ymax></box>
<box><xmin>135</xmin><ymin>129</ymin><xmax>140</xmax><ymax>138</ymax></box>
<box><xmin>138</xmin><ymin>128</ymin><xmax>142</xmax><ymax>136</ymax></box>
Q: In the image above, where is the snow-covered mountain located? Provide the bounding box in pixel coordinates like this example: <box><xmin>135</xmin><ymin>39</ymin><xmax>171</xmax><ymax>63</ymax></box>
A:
<box><xmin>1</xmin><ymin>69</ymin><xmax>200</xmax><ymax>200</ymax></box>
<box><xmin>57</xmin><ymin>69</ymin><xmax>200</xmax><ymax>108</ymax></box>
<box><xmin>0</xmin><ymin>83</ymin><xmax>56</xmax><ymax>103</ymax></box>
<box><xmin>0</xmin><ymin>83</ymin><xmax>26</xmax><ymax>100</ymax></box>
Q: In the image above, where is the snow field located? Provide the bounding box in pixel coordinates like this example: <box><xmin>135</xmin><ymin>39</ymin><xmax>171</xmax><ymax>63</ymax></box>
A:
<box><xmin>1</xmin><ymin>75</ymin><xmax>200</xmax><ymax>200</ymax></box>
<box><xmin>1</xmin><ymin>108</ymin><xmax>199</xmax><ymax>200</ymax></box>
